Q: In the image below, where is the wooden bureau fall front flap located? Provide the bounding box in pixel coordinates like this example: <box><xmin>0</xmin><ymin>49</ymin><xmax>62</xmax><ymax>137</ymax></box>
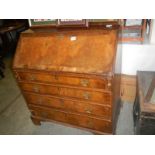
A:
<box><xmin>13</xmin><ymin>25</ymin><xmax>121</xmax><ymax>134</ymax></box>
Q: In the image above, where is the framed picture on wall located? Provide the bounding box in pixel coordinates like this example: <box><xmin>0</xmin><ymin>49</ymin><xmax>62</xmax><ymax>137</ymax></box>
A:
<box><xmin>58</xmin><ymin>19</ymin><xmax>88</xmax><ymax>27</ymax></box>
<box><xmin>28</xmin><ymin>19</ymin><xmax>58</xmax><ymax>27</ymax></box>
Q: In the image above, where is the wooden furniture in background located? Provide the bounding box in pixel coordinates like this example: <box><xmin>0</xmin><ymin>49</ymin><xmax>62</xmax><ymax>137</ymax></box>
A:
<box><xmin>13</xmin><ymin>23</ymin><xmax>121</xmax><ymax>134</ymax></box>
<box><xmin>0</xmin><ymin>20</ymin><xmax>28</xmax><ymax>78</ymax></box>
<box><xmin>119</xmin><ymin>19</ymin><xmax>147</xmax><ymax>43</ymax></box>
<box><xmin>133</xmin><ymin>71</ymin><xmax>155</xmax><ymax>134</ymax></box>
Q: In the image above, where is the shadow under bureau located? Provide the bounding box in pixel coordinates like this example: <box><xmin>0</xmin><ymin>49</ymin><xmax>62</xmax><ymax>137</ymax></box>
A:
<box><xmin>13</xmin><ymin>24</ymin><xmax>121</xmax><ymax>134</ymax></box>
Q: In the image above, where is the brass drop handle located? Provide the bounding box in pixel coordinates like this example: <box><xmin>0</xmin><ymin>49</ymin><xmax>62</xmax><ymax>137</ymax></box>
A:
<box><xmin>80</xmin><ymin>79</ymin><xmax>89</xmax><ymax>87</ymax></box>
<box><xmin>54</xmin><ymin>75</ymin><xmax>58</xmax><ymax>80</ymax></box>
<box><xmin>30</xmin><ymin>75</ymin><xmax>35</xmax><ymax>81</ymax></box>
<box><xmin>83</xmin><ymin>92</ymin><xmax>91</xmax><ymax>100</ymax></box>
<box><xmin>85</xmin><ymin>108</ymin><xmax>92</xmax><ymax>114</ymax></box>
<box><xmin>57</xmin><ymin>87</ymin><xmax>61</xmax><ymax>94</ymax></box>
<box><xmin>33</xmin><ymin>86</ymin><xmax>39</xmax><ymax>93</ymax></box>
<box><xmin>15</xmin><ymin>72</ymin><xmax>20</xmax><ymax>80</ymax></box>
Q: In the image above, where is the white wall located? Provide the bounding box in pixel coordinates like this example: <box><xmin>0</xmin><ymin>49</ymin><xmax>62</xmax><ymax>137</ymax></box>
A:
<box><xmin>120</xmin><ymin>19</ymin><xmax>155</xmax><ymax>75</ymax></box>
<box><xmin>122</xmin><ymin>44</ymin><xmax>155</xmax><ymax>75</ymax></box>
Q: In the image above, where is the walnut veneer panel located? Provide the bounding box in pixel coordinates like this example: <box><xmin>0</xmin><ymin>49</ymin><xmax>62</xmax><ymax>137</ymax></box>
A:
<box><xmin>24</xmin><ymin>92</ymin><xmax>112</xmax><ymax>119</ymax></box>
<box><xmin>19</xmin><ymin>82</ymin><xmax>112</xmax><ymax>104</ymax></box>
<box><xmin>14</xmin><ymin>29</ymin><xmax>118</xmax><ymax>74</ymax></box>
<box><xmin>17</xmin><ymin>71</ymin><xmax>112</xmax><ymax>91</ymax></box>
<box><xmin>29</xmin><ymin>104</ymin><xmax>112</xmax><ymax>134</ymax></box>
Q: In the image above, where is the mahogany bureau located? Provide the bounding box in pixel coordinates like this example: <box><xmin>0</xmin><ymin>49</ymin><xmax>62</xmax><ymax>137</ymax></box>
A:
<box><xmin>13</xmin><ymin>23</ymin><xmax>121</xmax><ymax>134</ymax></box>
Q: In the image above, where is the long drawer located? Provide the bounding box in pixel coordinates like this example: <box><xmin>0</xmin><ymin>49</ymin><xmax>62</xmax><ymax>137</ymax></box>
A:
<box><xmin>29</xmin><ymin>104</ymin><xmax>112</xmax><ymax>133</ymax></box>
<box><xmin>16</xmin><ymin>71</ymin><xmax>112</xmax><ymax>91</ymax></box>
<box><xmin>19</xmin><ymin>82</ymin><xmax>112</xmax><ymax>104</ymax></box>
<box><xmin>24</xmin><ymin>92</ymin><xmax>111</xmax><ymax>119</ymax></box>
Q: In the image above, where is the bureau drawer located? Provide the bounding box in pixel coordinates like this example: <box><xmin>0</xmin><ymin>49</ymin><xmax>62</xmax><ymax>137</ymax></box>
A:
<box><xmin>20</xmin><ymin>82</ymin><xmax>112</xmax><ymax>104</ymax></box>
<box><xmin>24</xmin><ymin>93</ymin><xmax>111</xmax><ymax>119</ymax></box>
<box><xmin>16</xmin><ymin>71</ymin><xmax>112</xmax><ymax>91</ymax></box>
<box><xmin>30</xmin><ymin>105</ymin><xmax>112</xmax><ymax>133</ymax></box>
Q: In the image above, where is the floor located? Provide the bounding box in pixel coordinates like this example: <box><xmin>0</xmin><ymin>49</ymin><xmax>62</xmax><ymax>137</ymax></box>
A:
<box><xmin>0</xmin><ymin>57</ymin><xmax>134</xmax><ymax>135</ymax></box>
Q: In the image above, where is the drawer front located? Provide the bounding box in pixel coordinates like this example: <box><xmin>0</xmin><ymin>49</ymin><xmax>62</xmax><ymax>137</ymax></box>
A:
<box><xmin>19</xmin><ymin>82</ymin><xmax>112</xmax><ymax>104</ymax></box>
<box><xmin>17</xmin><ymin>71</ymin><xmax>112</xmax><ymax>90</ymax></box>
<box><xmin>24</xmin><ymin>93</ymin><xmax>111</xmax><ymax>119</ymax></box>
<box><xmin>30</xmin><ymin>105</ymin><xmax>112</xmax><ymax>133</ymax></box>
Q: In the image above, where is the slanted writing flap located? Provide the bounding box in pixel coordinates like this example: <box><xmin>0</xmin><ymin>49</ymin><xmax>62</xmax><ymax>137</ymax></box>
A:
<box><xmin>13</xmin><ymin>29</ymin><xmax>118</xmax><ymax>74</ymax></box>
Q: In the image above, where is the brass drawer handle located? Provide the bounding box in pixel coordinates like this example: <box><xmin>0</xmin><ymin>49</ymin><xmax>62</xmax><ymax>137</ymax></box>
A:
<box><xmin>57</xmin><ymin>87</ymin><xmax>61</xmax><ymax>93</ymax></box>
<box><xmin>80</xmin><ymin>79</ymin><xmax>89</xmax><ymax>87</ymax></box>
<box><xmin>29</xmin><ymin>75</ymin><xmax>35</xmax><ymax>81</ymax></box>
<box><xmin>54</xmin><ymin>75</ymin><xmax>58</xmax><ymax>80</ymax></box>
<box><xmin>15</xmin><ymin>72</ymin><xmax>20</xmax><ymax>80</ymax></box>
<box><xmin>83</xmin><ymin>92</ymin><xmax>91</xmax><ymax>100</ymax></box>
<box><xmin>85</xmin><ymin>108</ymin><xmax>92</xmax><ymax>114</ymax></box>
<box><xmin>33</xmin><ymin>86</ymin><xmax>39</xmax><ymax>93</ymax></box>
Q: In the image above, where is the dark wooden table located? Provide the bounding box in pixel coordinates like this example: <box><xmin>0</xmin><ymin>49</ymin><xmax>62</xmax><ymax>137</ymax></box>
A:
<box><xmin>133</xmin><ymin>71</ymin><xmax>155</xmax><ymax>134</ymax></box>
<box><xmin>0</xmin><ymin>22</ymin><xmax>26</xmax><ymax>78</ymax></box>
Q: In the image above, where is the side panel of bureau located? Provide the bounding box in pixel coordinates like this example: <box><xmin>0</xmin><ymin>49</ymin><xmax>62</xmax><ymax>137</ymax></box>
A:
<box><xmin>112</xmin><ymin>74</ymin><xmax>121</xmax><ymax>133</ymax></box>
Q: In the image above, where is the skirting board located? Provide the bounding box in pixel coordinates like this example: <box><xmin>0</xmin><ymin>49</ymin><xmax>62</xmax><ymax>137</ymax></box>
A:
<box><xmin>120</xmin><ymin>74</ymin><xmax>136</xmax><ymax>103</ymax></box>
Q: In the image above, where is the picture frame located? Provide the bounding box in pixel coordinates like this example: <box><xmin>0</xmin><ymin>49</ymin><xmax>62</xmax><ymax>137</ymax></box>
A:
<box><xmin>58</xmin><ymin>19</ymin><xmax>88</xmax><ymax>27</ymax></box>
<box><xmin>28</xmin><ymin>19</ymin><xmax>58</xmax><ymax>27</ymax></box>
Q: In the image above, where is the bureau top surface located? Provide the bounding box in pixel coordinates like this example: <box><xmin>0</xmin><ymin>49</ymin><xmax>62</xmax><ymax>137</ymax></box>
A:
<box><xmin>13</xmin><ymin>28</ymin><xmax>118</xmax><ymax>75</ymax></box>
